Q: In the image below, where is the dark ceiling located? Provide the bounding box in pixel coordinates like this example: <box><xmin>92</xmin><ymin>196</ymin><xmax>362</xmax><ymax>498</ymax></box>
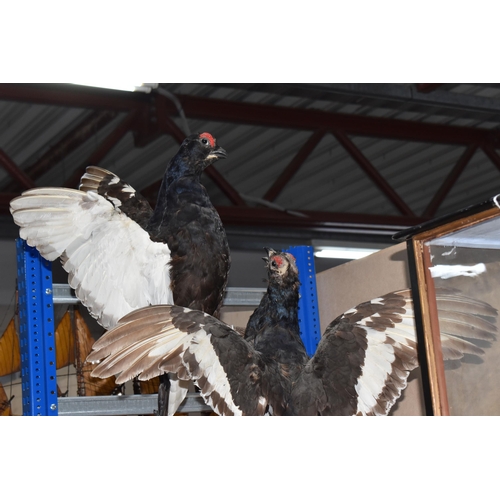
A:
<box><xmin>1</xmin><ymin>82</ymin><xmax>500</xmax><ymax>258</ymax></box>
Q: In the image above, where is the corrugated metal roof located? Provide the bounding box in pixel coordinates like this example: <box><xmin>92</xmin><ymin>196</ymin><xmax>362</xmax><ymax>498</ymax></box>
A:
<box><xmin>1</xmin><ymin>82</ymin><xmax>500</xmax><ymax>236</ymax></box>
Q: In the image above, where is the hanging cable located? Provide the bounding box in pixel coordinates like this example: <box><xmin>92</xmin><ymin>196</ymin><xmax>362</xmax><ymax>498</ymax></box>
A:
<box><xmin>239</xmin><ymin>193</ymin><xmax>309</xmax><ymax>218</ymax></box>
<box><xmin>154</xmin><ymin>86</ymin><xmax>192</xmax><ymax>137</ymax></box>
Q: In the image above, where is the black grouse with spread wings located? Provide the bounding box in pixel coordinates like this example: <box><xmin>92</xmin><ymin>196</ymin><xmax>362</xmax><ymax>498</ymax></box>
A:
<box><xmin>87</xmin><ymin>249</ymin><xmax>497</xmax><ymax>415</ymax></box>
<box><xmin>10</xmin><ymin>132</ymin><xmax>231</xmax><ymax>413</ymax></box>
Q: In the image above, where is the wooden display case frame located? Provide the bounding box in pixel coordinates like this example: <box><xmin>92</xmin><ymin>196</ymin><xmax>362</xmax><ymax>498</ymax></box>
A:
<box><xmin>396</xmin><ymin>197</ymin><xmax>500</xmax><ymax>415</ymax></box>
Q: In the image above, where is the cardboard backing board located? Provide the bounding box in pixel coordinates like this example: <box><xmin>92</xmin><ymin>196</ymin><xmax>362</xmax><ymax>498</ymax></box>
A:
<box><xmin>315</xmin><ymin>242</ymin><xmax>426</xmax><ymax>416</ymax></box>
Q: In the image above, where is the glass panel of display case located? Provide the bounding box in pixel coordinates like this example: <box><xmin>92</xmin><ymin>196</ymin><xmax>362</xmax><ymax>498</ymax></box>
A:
<box><xmin>425</xmin><ymin>215</ymin><xmax>500</xmax><ymax>415</ymax></box>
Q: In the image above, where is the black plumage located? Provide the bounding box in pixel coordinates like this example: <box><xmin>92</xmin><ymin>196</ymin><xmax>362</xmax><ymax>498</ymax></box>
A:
<box><xmin>243</xmin><ymin>251</ymin><xmax>308</xmax><ymax>405</ymax></box>
<box><xmin>87</xmin><ymin>248</ymin><xmax>498</xmax><ymax>416</ymax></box>
<box><xmin>79</xmin><ymin>131</ymin><xmax>230</xmax><ymax>320</ymax></box>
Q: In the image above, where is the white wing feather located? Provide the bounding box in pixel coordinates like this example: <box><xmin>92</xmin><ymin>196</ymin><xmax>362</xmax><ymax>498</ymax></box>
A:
<box><xmin>88</xmin><ymin>306</ymin><xmax>244</xmax><ymax>416</ymax></box>
<box><xmin>10</xmin><ymin>188</ymin><xmax>173</xmax><ymax>329</ymax></box>
<box><xmin>346</xmin><ymin>290</ymin><xmax>496</xmax><ymax>416</ymax></box>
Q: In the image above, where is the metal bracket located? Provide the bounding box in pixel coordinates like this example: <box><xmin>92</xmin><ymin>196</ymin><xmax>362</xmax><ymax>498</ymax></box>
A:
<box><xmin>16</xmin><ymin>239</ymin><xmax>58</xmax><ymax>416</ymax></box>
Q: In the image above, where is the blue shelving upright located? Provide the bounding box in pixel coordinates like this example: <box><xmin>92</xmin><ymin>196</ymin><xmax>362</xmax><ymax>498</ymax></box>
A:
<box><xmin>285</xmin><ymin>245</ymin><xmax>321</xmax><ymax>356</ymax></box>
<box><xmin>16</xmin><ymin>239</ymin><xmax>58</xmax><ymax>416</ymax></box>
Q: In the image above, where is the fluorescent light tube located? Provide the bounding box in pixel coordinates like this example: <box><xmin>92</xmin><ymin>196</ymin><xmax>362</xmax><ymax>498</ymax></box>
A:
<box><xmin>70</xmin><ymin>83</ymin><xmax>158</xmax><ymax>93</ymax></box>
<box><xmin>314</xmin><ymin>247</ymin><xmax>379</xmax><ymax>260</ymax></box>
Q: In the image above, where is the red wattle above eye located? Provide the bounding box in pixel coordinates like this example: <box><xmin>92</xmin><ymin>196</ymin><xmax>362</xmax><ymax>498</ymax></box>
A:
<box><xmin>200</xmin><ymin>132</ymin><xmax>215</xmax><ymax>148</ymax></box>
<box><xmin>272</xmin><ymin>256</ymin><xmax>283</xmax><ymax>266</ymax></box>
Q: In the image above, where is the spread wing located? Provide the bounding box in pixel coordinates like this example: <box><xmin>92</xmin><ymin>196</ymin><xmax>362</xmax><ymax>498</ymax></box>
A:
<box><xmin>87</xmin><ymin>305</ymin><xmax>286</xmax><ymax>416</ymax></box>
<box><xmin>80</xmin><ymin>166</ymin><xmax>154</xmax><ymax>229</ymax></box>
<box><xmin>290</xmin><ymin>288</ymin><xmax>497</xmax><ymax>416</ymax></box>
<box><xmin>10</xmin><ymin>185</ymin><xmax>173</xmax><ymax>329</ymax></box>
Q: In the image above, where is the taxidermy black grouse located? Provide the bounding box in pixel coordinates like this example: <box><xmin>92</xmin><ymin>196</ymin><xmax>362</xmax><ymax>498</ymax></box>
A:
<box><xmin>87</xmin><ymin>249</ymin><xmax>497</xmax><ymax>416</ymax></box>
<box><xmin>10</xmin><ymin>132</ymin><xmax>230</xmax><ymax>414</ymax></box>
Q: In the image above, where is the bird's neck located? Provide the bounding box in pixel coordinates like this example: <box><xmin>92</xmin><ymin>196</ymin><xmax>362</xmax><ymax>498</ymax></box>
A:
<box><xmin>246</xmin><ymin>277</ymin><xmax>302</xmax><ymax>339</ymax></box>
<box><xmin>165</xmin><ymin>154</ymin><xmax>203</xmax><ymax>184</ymax></box>
<box><xmin>245</xmin><ymin>276</ymin><xmax>309</xmax><ymax>377</ymax></box>
<box><xmin>148</xmin><ymin>157</ymin><xmax>204</xmax><ymax>229</ymax></box>
<box><xmin>268</xmin><ymin>278</ymin><xmax>300</xmax><ymax>313</ymax></box>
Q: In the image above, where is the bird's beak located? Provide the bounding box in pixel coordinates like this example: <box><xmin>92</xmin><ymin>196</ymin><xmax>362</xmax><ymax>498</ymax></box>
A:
<box><xmin>264</xmin><ymin>247</ymin><xmax>276</xmax><ymax>258</ymax></box>
<box><xmin>262</xmin><ymin>247</ymin><xmax>275</xmax><ymax>264</ymax></box>
<box><xmin>207</xmin><ymin>146</ymin><xmax>227</xmax><ymax>161</ymax></box>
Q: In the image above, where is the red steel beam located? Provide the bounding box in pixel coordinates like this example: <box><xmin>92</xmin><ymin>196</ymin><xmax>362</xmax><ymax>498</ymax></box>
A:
<box><xmin>416</xmin><ymin>84</ymin><xmax>444</xmax><ymax>93</ymax></box>
<box><xmin>204</xmin><ymin>167</ymin><xmax>247</xmax><ymax>206</ymax></box>
<box><xmin>0</xmin><ymin>192</ymin><xmax>21</xmax><ymax>208</ymax></box>
<box><xmin>140</xmin><ymin>166</ymin><xmax>247</xmax><ymax>208</ymax></box>
<box><xmin>2</xmin><ymin>85</ymin><xmax>499</xmax><ymax>148</ymax></box>
<box><xmin>64</xmin><ymin>111</ymin><xmax>138</xmax><ymax>188</ymax></box>
<box><xmin>4</xmin><ymin>84</ymin><xmax>500</xmax><ymax>217</ymax></box>
<box><xmin>88</xmin><ymin>112</ymin><xmax>137</xmax><ymax>165</ymax></box>
<box><xmin>0</xmin><ymin>191</ymin><xmax>425</xmax><ymax>228</ymax></box>
<box><xmin>215</xmin><ymin>205</ymin><xmax>425</xmax><ymax>230</ymax></box>
<box><xmin>160</xmin><ymin>115</ymin><xmax>187</xmax><ymax>144</ymax></box>
<box><xmin>176</xmin><ymin>94</ymin><xmax>499</xmax><ymax>147</ymax></box>
<box><xmin>332</xmin><ymin>131</ymin><xmax>415</xmax><ymax>217</ymax></box>
<box><xmin>11</xmin><ymin>110</ymin><xmax>118</xmax><ymax>189</ymax></box>
<box><xmin>0</xmin><ymin>149</ymin><xmax>36</xmax><ymax>189</ymax></box>
<box><xmin>422</xmin><ymin>144</ymin><xmax>478</xmax><ymax>218</ymax></box>
<box><xmin>482</xmin><ymin>144</ymin><xmax>500</xmax><ymax>172</ymax></box>
<box><xmin>264</xmin><ymin>130</ymin><xmax>325</xmax><ymax>202</ymax></box>
<box><xmin>156</xmin><ymin>94</ymin><xmax>187</xmax><ymax>145</ymax></box>
<box><xmin>0</xmin><ymin>83</ymin><xmax>149</xmax><ymax>111</ymax></box>
<box><xmin>0</xmin><ymin>84</ymin><xmax>245</xmax><ymax>205</ymax></box>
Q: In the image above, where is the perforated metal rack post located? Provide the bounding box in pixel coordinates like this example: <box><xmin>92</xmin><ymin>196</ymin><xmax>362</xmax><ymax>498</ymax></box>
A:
<box><xmin>16</xmin><ymin>239</ymin><xmax>58</xmax><ymax>416</ymax></box>
<box><xmin>285</xmin><ymin>246</ymin><xmax>321</xmax><ymax>356</ymax></box>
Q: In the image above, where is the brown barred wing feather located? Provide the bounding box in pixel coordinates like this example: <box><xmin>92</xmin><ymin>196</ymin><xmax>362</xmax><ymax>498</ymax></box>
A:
<box><xmin>88</xmin><ymin>305</ymin><xmax>284</xmax><ymax>416</ymax></box>
<box><xmin>290</xmin><ymin>288</ymin><xmax>497</xmax><ymax>416</ymax></box>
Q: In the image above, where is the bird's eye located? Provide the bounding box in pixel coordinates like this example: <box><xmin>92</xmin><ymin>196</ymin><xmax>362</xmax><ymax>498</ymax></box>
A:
<box><xmin>270</xmin><ymin>256</ymin><xmax>283</xmax><ymax>268</ymax></box>
<box><xmin>201</xmin><ymin>138</ymin><xmax>209</xmax><ymax>145</ymax></box>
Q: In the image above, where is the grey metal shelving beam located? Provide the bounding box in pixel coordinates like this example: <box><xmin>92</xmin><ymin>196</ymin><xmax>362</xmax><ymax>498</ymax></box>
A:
<box><xmin>57</xmin><ymin>393</ymin><xmax>211</xmax><ymax>416</ymax></box>
<box><xmin>52</xmin><ymin>283</ymin><xmax>266</xmax><ymax>307</ymax></box>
